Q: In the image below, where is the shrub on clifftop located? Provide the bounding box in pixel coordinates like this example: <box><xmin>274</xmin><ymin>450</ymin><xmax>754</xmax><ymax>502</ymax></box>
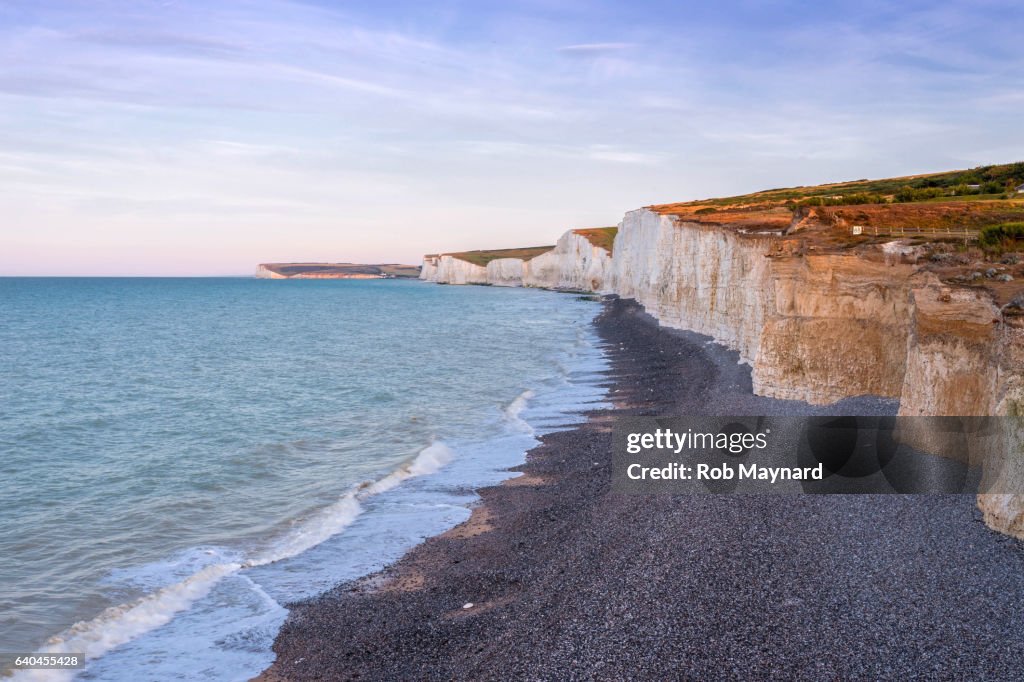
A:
<box><xmin>979</xmin><ymin>222</ymin><xmax>1024</xmax><ymax>252</ymax></box>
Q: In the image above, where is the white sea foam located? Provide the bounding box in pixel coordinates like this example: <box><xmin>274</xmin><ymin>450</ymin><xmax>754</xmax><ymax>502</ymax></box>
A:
<box><xmin>503</xmin><ymin>389</ymin><xmax>536</xmax><ymax>434</ymax></box>
<box><xmin>358</xmin><ymin>441</ymin><xmax>455</xmax><ymax>496</ymax></box>
<box><xmin>13</xmin><ymin>440</ymin><xmax>458</xmax><ymax>681</ymax></box>
<box><xmin>405</xmin><ymin>441</ymin><xmax>456</xmax><ymax>477</ymax></box>
<box><xmin>246</xmin><ymin>493</ymin><xmax>364</xmax><ymax>567</ymax></box>
<box><xmin>15</xmin><ymin>563</ymin><xmax>242</xmax><ymax>682</ymax></box>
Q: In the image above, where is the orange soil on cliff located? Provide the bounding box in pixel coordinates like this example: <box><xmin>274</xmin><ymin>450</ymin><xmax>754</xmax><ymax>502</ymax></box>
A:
<box><xmin>647</xmin><ymin>200</ymin><xmax>1024</xmax><ymax>305</ymax></box>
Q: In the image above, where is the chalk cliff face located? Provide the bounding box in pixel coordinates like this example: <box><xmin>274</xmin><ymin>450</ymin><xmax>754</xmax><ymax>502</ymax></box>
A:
<box><xmin>609</xmin><ymin>209</ymin><xmax>773</xmax><ymax>364</ymax></box>
<box><xmin>751</xmin><ymin>253</ymin><xmax>917</xmax><ymax>404</ymax></box>
<box><xmin>979</xmin><ymin>386</ymin><xmax>1024</xmax><ymax>538</ymax></box>
<box><xmin>256</xmin><ymin>264</ymin><xmax>287</xmax><ymax>279</ymax></box>
<box><xmin>420</xmin><ymin>257</ymin><xmax>438</xmax><ymax>282</ymax></box>
<box><xmin>524</xmin><ymin>230</ymin><xmax>613</xmax><ymax>291</ymax></box>
<box><xmin>486</xmin><ymin>258</ymin><xmax>526</xmax><ymax>287</ymax></box>
<box><xmin>607</xmin><ymin>209</ymin><xmax>1023</xmax><ymax>417</ymax></box>
<box><xmin>421</xmin><ymin>230</ymin><xmax>613</xmax><ymax>291</ymax></box>
<box><xmin>900</xmin><ymin>284</ymin><xmax>1005</xmax><ymax>416</ymax></box>
<box><xmin>421</xmin><ymin>255</ymin><xmax>488</xmax><ymax>285</ymax></box>
<box><xmin>609</xmin><ymin>209</ymin><xmax>912</xmax><ymax>405</ymax></box>
<box><xmin>975</xmin><ymin>323</ymin><xmax>1024</xmax><ymax>539</ymax></box>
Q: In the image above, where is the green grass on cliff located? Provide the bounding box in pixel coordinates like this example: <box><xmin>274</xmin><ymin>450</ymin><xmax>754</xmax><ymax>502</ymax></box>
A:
<box><xmin>573</xmin><ymin>227</ymin><xmax>618</xmax><ymax>254</ymax></box>
<box><xmin>446</xmin><ymin>246</ymin><xmax>554</xmax><ymax>266</ymax></box>
<box><xmin>678</xmin><ymin>161</ymin><xmax>1024</xmax><ymax>208</ymax></box>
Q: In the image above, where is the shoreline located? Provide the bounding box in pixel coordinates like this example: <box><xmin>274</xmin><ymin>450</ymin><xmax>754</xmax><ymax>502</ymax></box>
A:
<box><xmin>258</xmin><ymin>297</ymin><xmax>1024</xmax><ymax>680</ymax></box>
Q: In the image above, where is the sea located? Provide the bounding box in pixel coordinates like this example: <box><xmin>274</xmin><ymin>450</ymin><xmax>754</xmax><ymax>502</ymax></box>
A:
<box><xmin>0</xmin><ymin>277</ymin><xmax>609</xmax><ymax>681</ymax></box>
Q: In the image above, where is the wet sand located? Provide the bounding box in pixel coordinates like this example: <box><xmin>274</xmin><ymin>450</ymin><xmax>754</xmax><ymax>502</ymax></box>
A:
<box><xmin>259</xmin><ymin>298</ymin><xmax>1024</xmax><ymax>681</ymax></box>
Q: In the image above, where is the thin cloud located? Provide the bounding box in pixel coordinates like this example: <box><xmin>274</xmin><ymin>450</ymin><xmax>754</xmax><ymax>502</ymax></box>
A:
<box><xmin>587</xmin><ymin>147</ymin><xmax>662</xmax><ymax>165</ymax></box>
<box><xmin>557</xmin><ymin>42</ymin><xmax>634</xmax><ymax>55</ymax></box>
<box><xmin>2</xmin><ymin>0</ymin><xmax>1023</xmax><ymax>274</ymax></box>
<box><xmin>71</xmin><ymin>30</ymin><xmax>248</xmax><ymax>56</ymax></box>
<box><xmin>262</xmin><ymin>63</ymin><xmax>409</xmax><ymax>98</ymax></box>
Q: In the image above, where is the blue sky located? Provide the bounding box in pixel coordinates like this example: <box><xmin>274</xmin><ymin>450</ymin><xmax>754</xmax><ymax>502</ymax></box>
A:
<box><xmin>1</xmin><ymin>0</ymin><xmax>1022</xmax><ymax>275</ymax></box>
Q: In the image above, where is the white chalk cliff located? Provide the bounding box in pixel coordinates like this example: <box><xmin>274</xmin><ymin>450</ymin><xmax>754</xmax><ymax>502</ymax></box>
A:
<box><xmin>421</xmin><ymin>230</ymin><xmax>613</xmax><ymax>291</ymax></box>
<box><xmin>486</xmin><ymin>258</ymin><xmax>527</xmax><ymax>287</ymax></box>
<box><xmin>256</xmin><ymin>264</ymin><xmax>287</xmax><ymax>279</ymax></box>
<box><xmin>421</xmin><ymin>255</ymin><xmax>488</xmax><ymax>285</ymax></box>
<box><xmin>523</xmin><ymin>230</ymin><xmax>614</xmax><ymax>291</ymax></box>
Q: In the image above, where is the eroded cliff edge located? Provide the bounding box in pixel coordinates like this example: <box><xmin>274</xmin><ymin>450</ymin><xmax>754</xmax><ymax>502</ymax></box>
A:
<box><xmin>420</xmin><ymin>202</ymin><xmax>1024</xmax><ymax>537</ymax></box>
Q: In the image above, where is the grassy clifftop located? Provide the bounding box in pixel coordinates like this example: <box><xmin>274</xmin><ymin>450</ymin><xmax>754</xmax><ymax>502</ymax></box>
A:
<box><xmin>641</xmin><ymin>164</ymin><xmax>1024</xmax><ymax>305</ymax></box>
<box><xmin>573</xmin><ymin>227</ymin><xmax>618</xmax><ymax>253</ymax></box>
<box><xmin>434</xmin><ymin>229</ymin><xmax>618</xmax><ymax>267</ymax></box>
<box><xmin>646</xmin><ymin>163</ymin><xmax>1024</xmax><ymax>241</ymax></box>
<box><xmin>437</xmin><ymin>246</ymin><xmax>555</xmax><ymax>267</ymax></box>
<box><xmin>657</xmin><ymin>162</ymin><xmax>1024</xmax><ymax>211</ymax></box>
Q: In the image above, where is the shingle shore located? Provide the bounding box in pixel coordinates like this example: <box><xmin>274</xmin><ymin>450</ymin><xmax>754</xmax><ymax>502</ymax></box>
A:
<box><xmin>259</xmin><ymin>298</ymin><xmax>1024</xmax><ymax>681</ymax></box>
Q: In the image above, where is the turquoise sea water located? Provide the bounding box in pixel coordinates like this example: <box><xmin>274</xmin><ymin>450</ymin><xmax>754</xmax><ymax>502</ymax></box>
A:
<box><xmin>0</xmin><ymin>278</ymin><xmax>608</xmax><ymax>681</ymax></box>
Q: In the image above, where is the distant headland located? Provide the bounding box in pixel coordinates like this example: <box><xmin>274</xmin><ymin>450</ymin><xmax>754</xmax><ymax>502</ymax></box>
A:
<box><xmin>256</xmin><ymin>263</ymin><xmax>421</xmax><ymax>279</ymax></box>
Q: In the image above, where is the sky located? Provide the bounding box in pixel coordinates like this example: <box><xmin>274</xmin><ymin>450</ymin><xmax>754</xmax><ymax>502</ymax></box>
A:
<box><xmin>0</xmin><ymin>0</ymin><xmax>1022</xmax><ymax>275</ymax></box>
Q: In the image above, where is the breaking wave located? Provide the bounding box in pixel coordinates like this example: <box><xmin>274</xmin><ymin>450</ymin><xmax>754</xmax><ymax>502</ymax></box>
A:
<box><xmin>15</xmin><ymin>441</ymin><xmax>456</xmax><ymax>681</ymax></box>
<box><xmin>503</xmin><ymin>390</ymin><xmax>536</xmax><ymax>434</ymax></box>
